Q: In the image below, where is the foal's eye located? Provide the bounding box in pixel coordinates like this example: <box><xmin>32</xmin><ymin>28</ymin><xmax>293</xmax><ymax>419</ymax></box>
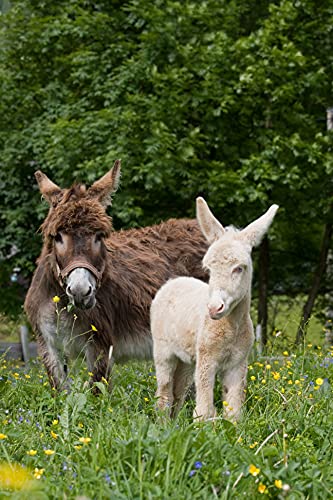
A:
<box><xmin>54</xmin><ymin>233</ymin><xmax>63</xmax><ymax>244</ymax></box>
<box><xmin>233</xmin><ymin>266</ymin><xmax>243</xmax><ymax>274</ymax></box>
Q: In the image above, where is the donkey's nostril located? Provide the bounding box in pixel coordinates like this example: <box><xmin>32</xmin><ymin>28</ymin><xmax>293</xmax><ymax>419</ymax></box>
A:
<box><xmin>67</xmin><ymin>285</ymin><xmax>72</xmax><ymax>295</ymax></box>
<box><xmin>84</xmin><ymin>286</ymin><xmax>92</xmax><ymax>297</ymax></box>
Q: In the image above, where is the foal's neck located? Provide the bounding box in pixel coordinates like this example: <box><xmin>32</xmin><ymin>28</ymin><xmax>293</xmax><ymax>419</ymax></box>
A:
<box><xmin>226</xmin><ymin>291</ymin><xmax>251</xmax><ymax>327</ymax></box>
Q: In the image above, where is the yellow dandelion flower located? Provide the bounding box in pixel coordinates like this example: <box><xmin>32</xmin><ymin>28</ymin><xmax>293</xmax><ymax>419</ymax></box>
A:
<box><xmin>288</xmin><ymin>380</ymin><xmax>293</xmax><ymax>385</ymax></box>
<box><xmin>275</xmin><ymin>479</ymin><xmax>283</xmax><ymax>489</ymax></box>
<box><xmin>34</xmin><ymin>467</ymin><xmax>45</xmax><ymax>480</ymax></box>
<box><xmin>25</xmin><ymin>374</ymin><xmax>31</xmax><ymax>379</ymax></box>
<box><xmin>0</xmin><ymin>433</ymin><xmax>8</xmax><ymax>439</ymax></box>
<box><xmin>44</xmin><ymin>449</ymin><xmax>55</xmax><ymax>456</ymax></box>
<box><xmin>223</xmin><ymin>401</ymin><xmax>229</xmax><ymax>407</ymax></box>
<box><xmin>78</xmin><ymin>422</ymin><xmax>83</xmax><ymax>428</ymax></box>
<box><xmin>52</xmin><ymin>296</ymin><xmax>60</xmax><ymax>303</ymax></box>
<box><xmin>307</xmin><ymin>343</ymin><xmax>312</xmax><ymax>348</ymax></box>
<box><xmin>250</xmin><ymin>376</ymin><xmax>256</xmax><ymax>381</ymax></box>
<box><xmin>258</xmin><ymin>483</ymin><xmax>267</xmax><ymax>494</ymax></box>
<box><xmin>295</xmin><ymin>380</ymin><xmax>300</xmax><ymax>385</ymax></box>
<box><xmin>144</xmin><ymin>397</ymin><xmax>149</xmax><ymax>402</ymax></box>
<box><xmin>0</xmin><ymin>463</ymin><xmax>34</xmax><ymax>490</ymax></box>
<box><xmin>281</xmin><ymin>388</ymin><xmax>285</xmax><ymax>394</ymax></box>
<box><xmin>237</xmin><ymin>436</ymin><xmax>243</xmax><ymax>443</ymax></box>
<box><xmin>108</xmin><ymin>407</ymin><xmax>113</xmax><ymax>413</ymax></box>
<box><xmin>79</xmin><ymin>437</ymin><xmax>91</xmax><ymax>444</ymax></box>
<box><xmin>88</xmin><ymin>372</ymin><xmax>93</xmax><ymax>377</ymax></box>
<box><xmin>265</xmin><ymin>364</ymin><xmax>271</xmax><ymax>370</ymax></box>
<box><xmin>52</xmin><ymin>419</ymin><xmax>58</xmax><ymax>426</ymax></box>
<box><xmin>249</xmin><ymin>464</ymin><xmax>260</xmax><ymax>476</ymax></box>
<box><xmin>51</xmin><ymin>431</ymin><xmax>58</xmax><ymax>439</ymax></box>
<box><xmin>261</xmin><ymin>379</ymin><xmax>266</xmax><ymax>384</ymax></box>
<box><xmin>74</xmin><ymin>445</ymin><xmax>82</xmax><ymax>450</ymax></box>
<box><xmin>272</xmin><ymin>372</ymin><xmax>280</xmax><ymax>380</ymax></box>
<box><xmin>315</xmin><ymin>378</ymin><xmax>324</xmax><ymax>386</ymax></box>
<box><xmin>26</xmin><ymin>450</ymin><xmax>37</xmax><ymax>456</ymax></box>
<box><xmin>283</xmin><ymin>351</ymin><xmax>289</xmax><ymax>356</ymax></box>
<box><xmin>249</xmin><ymin>441</ymin><xmax>258</xmax><ymax>449</ymax></box>
<box><xmin>91</xmin><ymin>324</ymin><xmax>98</xmax><ymax>332</ymax></box>
<box><xmin>101</xmin><ymin>377</ymin><xmax>108</xmax><ymax>385</ymax></box>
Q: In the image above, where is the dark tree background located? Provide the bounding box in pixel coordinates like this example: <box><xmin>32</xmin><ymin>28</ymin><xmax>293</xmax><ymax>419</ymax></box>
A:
<box><xmin>0</xmin><ymin>0</ymin><xmax>332</xmax><ymax>341</ymax></box>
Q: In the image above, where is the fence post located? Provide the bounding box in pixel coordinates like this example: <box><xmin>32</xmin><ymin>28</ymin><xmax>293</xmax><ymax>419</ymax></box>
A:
<box><xmin>20</xmin><ymin>325</ymin><xmax>30</xmax><ymax>362</ymax></box>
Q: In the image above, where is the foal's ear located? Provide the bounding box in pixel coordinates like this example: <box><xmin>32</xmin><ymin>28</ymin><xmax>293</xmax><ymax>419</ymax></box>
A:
<box><xmin>196</xmin><ymin>197</ymin><xmax>225</xmax><ymax>244</ymax></box>
<box><xmin>241</xmin><ymin>204</ymin><xmax>279</xmax><ymax>247</ymax></box>
<box><xmin>88</xmin><ymin>159</ymin><xmax>121</xmax><ymax>207</ymax></box>
<box><xmin>35</xmin><ymin>171</ymin><xmax>63</xmax><ymax>206</ymax></box>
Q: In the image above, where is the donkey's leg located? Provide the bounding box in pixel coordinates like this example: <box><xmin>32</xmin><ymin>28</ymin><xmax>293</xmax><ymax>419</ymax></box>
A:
<box><xmin>37</xmin><ymin>335</ymin><xmax>67</xmax><ymax>390</ymax></box>
<box><xmin>171</xmin><ymin>361</ymin><xmax>194</xmax><ymax>418</ymax></box>
<box><xmin>194</xmin><ymin>347</ymin><xmax>217</xmax><ymax>421</ymax></box>
<box><xmin>85</xmin><ymin>344</ymin><xmax>112</xmax><ymax>392</ymax></box>
<box><xmin>222</xmin><ymin>362</ymin><xmax>248</xmax><ymax>422</ymax></box>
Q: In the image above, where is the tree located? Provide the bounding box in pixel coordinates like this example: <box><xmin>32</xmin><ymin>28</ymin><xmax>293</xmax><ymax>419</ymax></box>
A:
<box><xmin>0</xmin><ymin>0</ymin><xmax>332</xmax><ymax>335</ymax></box>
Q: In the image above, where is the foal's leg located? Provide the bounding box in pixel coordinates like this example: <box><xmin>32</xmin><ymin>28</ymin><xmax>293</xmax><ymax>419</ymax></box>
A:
<box><xmin>154</xmin><ymin>352</ymin><xmax>178</xmax><ymax>413</ymax></box>
<box><xmin>171</xmin><ymin>361</ymin><xmax>194</xmax><ymax>418</ymax></box>
<box><xmin>194</xmin><ymin>347</ymin><xmax>218</xmax><ymax>421</ymax></box>
<box><xmin>222</xmin><ymin>362</ymin><xmax>248</xmax><ymax>422</ymax></box>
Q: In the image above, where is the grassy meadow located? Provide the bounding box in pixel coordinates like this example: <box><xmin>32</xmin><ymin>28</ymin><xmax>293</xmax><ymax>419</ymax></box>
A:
<box><xmin>0</xmin><ymin>334</ymin><xmax>332</xmax><ymax>499</ymax></box>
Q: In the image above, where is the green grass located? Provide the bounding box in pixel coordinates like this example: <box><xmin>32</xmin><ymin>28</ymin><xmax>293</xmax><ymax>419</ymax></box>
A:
<box><xmin>0</xmin><ymin>342</ymin><xmax>332</xmax><ymax>499</ymax></box>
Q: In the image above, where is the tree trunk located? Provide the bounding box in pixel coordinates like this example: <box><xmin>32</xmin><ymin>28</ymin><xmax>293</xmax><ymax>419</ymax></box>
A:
<box><xmin>257</xmin><ymin>235</ymin><xmax>270</xmax><ymax>348</ymax></box>
<box><xmin>296</xmin><ymin>221</ymin><xmax>333</xmax><ymax>344</ymax></box>
<box><xmin>324</xmin><ymin>249</ymin><xmax>333</xmax><ymax>345</ymax></box>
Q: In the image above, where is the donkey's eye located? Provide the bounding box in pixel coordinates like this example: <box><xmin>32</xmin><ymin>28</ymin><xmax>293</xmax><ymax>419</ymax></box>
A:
<box><xmin>233</xmin><ymin>266</ymin><xmax>243</xmax><ymax>274</ymax></box>
<box><xmin>95</xmin><ymin>232</ymin><xmax>104</xmax><ymax>243</ymax></box>
<box><xmin>54</xmin><ymin>233</ymin><xmax>63</xmax><ymax>244</ymax></box>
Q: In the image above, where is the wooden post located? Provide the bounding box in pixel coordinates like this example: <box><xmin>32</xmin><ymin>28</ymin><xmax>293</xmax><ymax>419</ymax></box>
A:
<box><xmin>257</xmin><ymin>235</ymin><xmax>270</xmax><ymax>350</ymax></box>
<box><xmin>20</xmin><ymin>325</ymin><xmax>30</xmax><ymax>362</ymax></box>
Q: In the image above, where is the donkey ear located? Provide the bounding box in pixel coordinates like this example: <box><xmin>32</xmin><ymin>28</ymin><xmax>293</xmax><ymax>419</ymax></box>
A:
<box><xmin>88</xmin><ymin>159</ymin><xmax>121</xmax><ymax>207</ymax></box>
<box><xmin>240</xmin><ymin>204</ymin><xmax>279</xmax><ymax>247</ymax></box>
<box><xmin>196</xmin><ymin>197</ymin><xmax>225</xmax><ymax>244</ymax></box>
<box><xmin>35</xmin><ymin>170</ymin><xmax>63</xmax><ymax>206</ymax></box>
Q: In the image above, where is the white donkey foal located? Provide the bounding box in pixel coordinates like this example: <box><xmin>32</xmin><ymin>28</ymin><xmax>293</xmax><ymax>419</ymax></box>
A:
<box><xmin>151</xmin><ymin>198</ymin><xmax>278</xmax><ymax>421</ymax></box>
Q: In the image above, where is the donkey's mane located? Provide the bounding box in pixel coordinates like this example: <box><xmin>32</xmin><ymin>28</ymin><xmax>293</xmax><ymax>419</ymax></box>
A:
<box><xmin>41</xmin><ymin>184</ymin><xmax>113</xmax><ymax>238</ymax></box>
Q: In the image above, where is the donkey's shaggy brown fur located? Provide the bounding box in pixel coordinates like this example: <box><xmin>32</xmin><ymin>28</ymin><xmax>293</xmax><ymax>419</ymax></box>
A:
<box><xmin>24</xmin><ymin>161</ymin><xmax>208</xmax><ymax>389</ymax></box>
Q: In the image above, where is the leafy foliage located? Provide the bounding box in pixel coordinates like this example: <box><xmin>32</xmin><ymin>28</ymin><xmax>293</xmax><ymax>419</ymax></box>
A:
<box><xmin>0</xmin><ymin>0</ymin><xmax>332</xmax><ymax>317</ymax></box>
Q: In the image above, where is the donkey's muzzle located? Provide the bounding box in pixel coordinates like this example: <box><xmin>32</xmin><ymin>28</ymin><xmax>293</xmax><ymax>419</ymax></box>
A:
<box><xmin>66</xmin><ymin>284</ymin><xmax>96</xmax><ymax>310</ymax></box>
<box><xmin>65</xmin><ymin>268</ymin><xmax>97</xmax><ymax>310</ymax></box>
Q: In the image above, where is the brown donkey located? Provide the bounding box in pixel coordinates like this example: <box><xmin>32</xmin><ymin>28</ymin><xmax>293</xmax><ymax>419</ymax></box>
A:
<box><xmin>24</xmin><ymin>160</ymin><xmax>208</xmax><ymax>390</ymax></box>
